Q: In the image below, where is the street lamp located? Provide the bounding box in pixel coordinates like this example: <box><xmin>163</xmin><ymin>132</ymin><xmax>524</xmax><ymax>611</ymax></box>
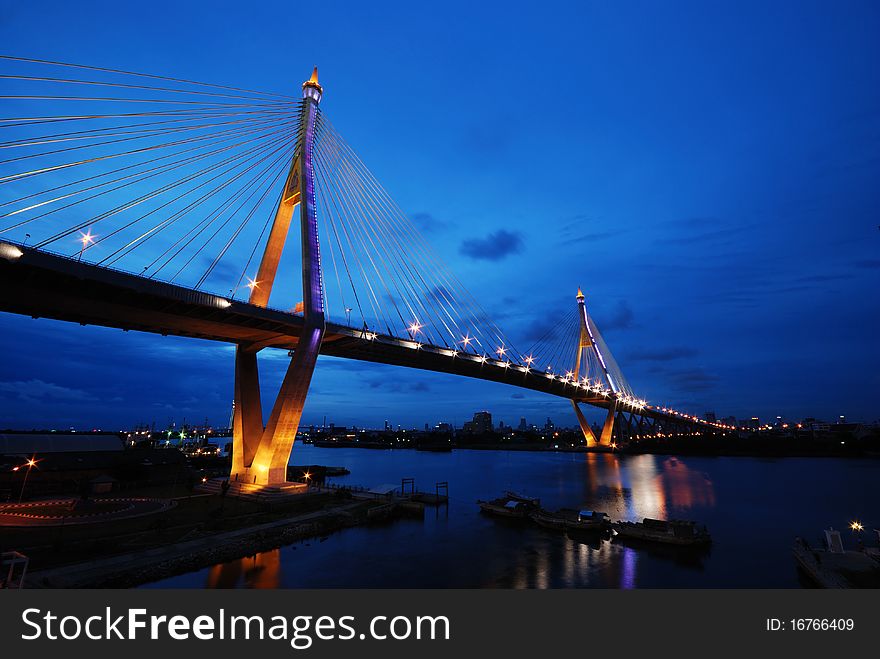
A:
<box><xmin>18</xmin><ymin>455</ymin><xmax>38</xmax><ymax>503</ymax></box>
<box><xmin>77</xmin><ymin>230</ymin><xmax>94</xmax><ymax>260</ymax></box>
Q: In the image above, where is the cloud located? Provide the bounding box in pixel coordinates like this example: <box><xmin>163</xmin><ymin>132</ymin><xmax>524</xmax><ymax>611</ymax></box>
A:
<box><xmin>463</xmin><ymin>118</ymin><xmax>513</xmax><ymax>158</ymax></box>
<box><xmin>410</xmin><ymin>212</ymin><xmax>453</xmax><ymax>234</ymax></box>
<box><xmin>555</xmin><ymin>215</ymin><xmax>625</xmax><ymax>244</ymax></box>
<box><xmin>601</xmin><ymin>301</ymin><xmax>635</xmax><ymax>331</ymax></box>
<box><xmin>511</xmin><ymin>392</ymin><xmax>525</xmax><ymax>399</ymax></box>
<box><xmin>656</xmin><ymin>216</ymin><xmax>753</xmax><ymax>246</ymax></box>
<box><xmin>365</xmin><ymin>378</ymin><xmax>431</xmax><ymax>394</ymax></box>
<box><xmin>520</xmin><ymin>313</ymin><xmax>565</xmax><ymax>342</ymax></box>
<box><xmin>668</xmin><ymin>368</ymin><xmax>719</xmax><ymax>392</ymax></box>
<box><xmin>629</xmin><ymin>347</ymin><xmax>698</xmax><ymax>362</ymax></box>
<box><xmin>0</xmin><ymin>379</ymin><xmax>94</xmax><ymax>402</ymax></box>
<box><xmin>459</xmin><ymin>230</ymin><xmax>524</xmax><ymax>261</ymax></box>
<box><xmin>795</xmin><ymin>274</ymin><xmax>854</xmax><ymax>283</ymax></box>
<box><xmin>572</xmin><ymin>232</ymin><xmax>619</xmax><ymax>241</ymax></box>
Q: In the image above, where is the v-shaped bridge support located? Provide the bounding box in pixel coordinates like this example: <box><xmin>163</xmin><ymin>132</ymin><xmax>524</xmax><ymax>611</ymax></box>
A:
<box><xmin>230</xmin><ymin>69</ymin><xmax>325</xmax><ymax>486</ymax></box>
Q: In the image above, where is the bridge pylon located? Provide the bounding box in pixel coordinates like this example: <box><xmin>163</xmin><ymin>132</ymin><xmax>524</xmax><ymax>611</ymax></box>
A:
<box><xmin>572</xmin><ymin>288</ymin><xmax>617</xmax><ymax>447</ymax></box>
<box><xmin>230</xmin><ymin>68</ymin><xmax>326</xmax><ymax>486</ymax></box>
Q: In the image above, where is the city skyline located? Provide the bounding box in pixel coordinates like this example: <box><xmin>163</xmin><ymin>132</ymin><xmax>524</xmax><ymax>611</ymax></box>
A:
<box><xmin>1</xmin><ymin>0</ymin><xmax>879</xmax><ymax>430</ymax></box>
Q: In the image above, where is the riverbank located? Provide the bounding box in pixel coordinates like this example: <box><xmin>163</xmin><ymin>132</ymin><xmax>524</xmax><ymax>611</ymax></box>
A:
<box><xmin>23</xmin><ymin>494</ymin><xmax>402</xmax><ymax>588</ymax></box>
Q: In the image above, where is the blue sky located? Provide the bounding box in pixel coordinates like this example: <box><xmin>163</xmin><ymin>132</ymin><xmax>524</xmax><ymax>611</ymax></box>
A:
<box><xmin>0</xmin><ymin>0</ymin><xmax>878</xmax><ymax>430</ymax></box>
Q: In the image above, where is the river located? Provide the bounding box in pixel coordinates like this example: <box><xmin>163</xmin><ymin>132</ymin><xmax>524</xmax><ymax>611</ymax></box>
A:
<box><xmin>143</xmin><ymin>444</ymin><xmax>878</xmax><ymax>588</ymax></box>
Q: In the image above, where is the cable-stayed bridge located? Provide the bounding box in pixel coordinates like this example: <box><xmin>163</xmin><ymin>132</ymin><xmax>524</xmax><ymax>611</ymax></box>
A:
<box><xmin>0</xmin><ymin>58</ymin><xmax>731</xmax><ymax>486</ymax></box>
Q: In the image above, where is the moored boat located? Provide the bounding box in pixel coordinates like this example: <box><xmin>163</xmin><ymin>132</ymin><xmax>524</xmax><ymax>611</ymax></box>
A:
<box><xmin>613</xmin><ymin>518</ymin><xmax>710</xmax><ymax>545</ymax></box>
<box><xmin>531</xmin><ymin>508</ymin><xmax>611</xmax><ymax>533</ymax></box>
<box><xmin>477</xmin><ymin>492</ymin><xmax>540</xmax><ymax>518</ymax></box>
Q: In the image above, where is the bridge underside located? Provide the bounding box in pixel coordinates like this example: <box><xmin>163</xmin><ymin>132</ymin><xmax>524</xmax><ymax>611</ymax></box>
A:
<box><xmin>0</xmin><ymin>245</ymin><xmax>717</xmax><ymax>455</ymax></box>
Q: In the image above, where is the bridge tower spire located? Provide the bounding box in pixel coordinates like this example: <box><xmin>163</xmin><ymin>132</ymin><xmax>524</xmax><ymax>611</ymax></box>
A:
<box><xmin>571</xmin><ymin>288</ymin><xmax>617</xmax><ymax>447</ymax></box>
<box><xmin>230</xmin><ymin>67</ymin><xmax>327</xmax><ymax>486</ymax></box>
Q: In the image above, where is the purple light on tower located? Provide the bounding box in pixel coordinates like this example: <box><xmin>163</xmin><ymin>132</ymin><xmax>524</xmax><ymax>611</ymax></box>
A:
<box><xmin>300</xmin><ymin>67</ymin><xmax>325</xmax><ymax>321</ymax></box>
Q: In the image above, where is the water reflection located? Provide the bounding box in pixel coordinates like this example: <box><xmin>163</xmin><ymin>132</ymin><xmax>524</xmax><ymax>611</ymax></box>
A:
<box><xmin>658</xmin><ymin>457</ymin><xmax>715</xmax><ymax>510</ymax></box>
<box><xmin>141</xmin><ymin>446</ymin><xmax>870</xmax><ymax>589</ymax></box>
<box><xmin>582</xmin><ymin>453</ymin><xmax>715</xmax><ymax>521</ymax></box>
<box><xmin>205</xmin><ymin>549</ymin><xmax>281</xmax><ymax>589</ymax></box>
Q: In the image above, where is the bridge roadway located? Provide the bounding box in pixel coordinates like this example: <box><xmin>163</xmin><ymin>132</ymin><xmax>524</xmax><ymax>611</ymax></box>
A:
<box><xmin>0</xmin><ymin>241</ymin><xmax>677</xmax><ymax>422</ymax></box>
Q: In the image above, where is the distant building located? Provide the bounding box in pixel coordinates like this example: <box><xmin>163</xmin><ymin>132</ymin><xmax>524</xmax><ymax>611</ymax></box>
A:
<box><xmin>518</xmin><ymin>417</ymin><xmax>527</xmax><ymax>431</ymax></box>
<box><xmin>463</xmin><ymin>411</ymin><xmax>493</xmax><ymax>434</ymax></box>
<box><xmin>704</xmin><ymin>412</ymin><xmax>717</xmax><ymax>423</ymax></box>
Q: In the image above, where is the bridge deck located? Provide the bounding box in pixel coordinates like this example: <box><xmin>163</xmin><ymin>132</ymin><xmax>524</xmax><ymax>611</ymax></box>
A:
<box><xmin>0</xmin><ymin>242</ymin><xmax>693</xmax><ymax>422</ymax></box>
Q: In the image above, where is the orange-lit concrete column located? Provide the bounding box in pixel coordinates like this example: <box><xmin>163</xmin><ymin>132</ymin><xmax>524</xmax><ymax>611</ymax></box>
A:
<box><xmin>599</xmin><ymin>401</ymin><xmax>617</xmax><ymax>446</ymax></box>
<box><xmin>571</xmin><ymin>400</ymin><xmax>598</xmax><ymax>447</ymax></box>
<box><xmin>249</xmin><ymin>160</ymin><xmax>300</xmax><ymax>308</ymax></box>
<box><xmin>231</xmin><ymin>345</ymin><xmax>263</xmax><ymax>479</ymax></box>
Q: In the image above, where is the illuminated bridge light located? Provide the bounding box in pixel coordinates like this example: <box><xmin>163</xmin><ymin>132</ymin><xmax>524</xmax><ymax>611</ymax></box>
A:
<box><xmin>451</xmin><ymin>350</ymin><xmax>458</xmax><ymax>357</ymax></box>
<box><xmin>461</xmin><ymin>335</ymin><xmax>472</xmax><ymax>347</ymax></box>
<box><xmin>79</xmin><ymin>230</ymin><xmax>95</xmax><ymax>248</ymax></box>
<box><xmin>0</xmin><ymin>243</ymin><xmax>23</xmax><ymax>260</ymax></box>
<box><xmin>408</xmin><ymin>321</ymin><xmax>423</xmax><ymax>334</ymax></box>
<box><xmin>496</xmin><ymin>345</ymin><xmax>507</xmax><ymax>357</ymax></box>
<box><xmin>480</xmin><ymin>355</ymin><xmax>488</xmax><ymax>363</ymax></box>
<box><xmin>246</xmin><ymin>277</ymin><xmax>260</xmax><ymax>291</ymax></box>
